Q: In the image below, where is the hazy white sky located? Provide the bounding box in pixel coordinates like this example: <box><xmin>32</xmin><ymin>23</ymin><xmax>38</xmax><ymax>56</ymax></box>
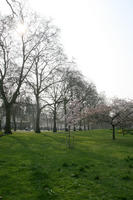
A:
<box><xmin>1</xmin><ymin>0</ymin><xmax>133</xmax><ymax>99</ymax></box>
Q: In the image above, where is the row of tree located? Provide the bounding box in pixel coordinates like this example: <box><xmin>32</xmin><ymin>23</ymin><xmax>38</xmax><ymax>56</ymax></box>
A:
<box><xmin>1</xmin><ymin>0</ymin><xmax>133</xmax><ymax>139</ymax></box>
<box><xmin>0</xmin><ymin>1</ymin><xmax>102</xmax><ymax>134</ymax></box>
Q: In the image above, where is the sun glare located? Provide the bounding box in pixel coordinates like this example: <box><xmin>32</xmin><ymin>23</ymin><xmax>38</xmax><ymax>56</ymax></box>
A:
<box><xmin>16</xmin><ymin>23</ymin><xmax>27</xmax><ymax>35</ymax></box>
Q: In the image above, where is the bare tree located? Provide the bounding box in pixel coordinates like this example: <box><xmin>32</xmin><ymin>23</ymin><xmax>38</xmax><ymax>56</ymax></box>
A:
<box><xmin>26</xmin><ymin>20</ymin><xmax>67</xmax><ymax>133</ymax></box>
<box><xmin>46</xmin><ymin>70</ymin><xmax>66</xmax><ymax>132</ymax></box>
<box><xmin>4</xmin><ymin>0</ymin><xmax>25</xmax><ymax>17</ymax></box>
<box><xmin>0</xmin><ymin>9</ymin><xmax>52</xmax><ymax>134</ymax></box>
<box><xmin>5</xmin><ymin>0</ymin><xmax>17</xmax><ymax>16</ymax></box>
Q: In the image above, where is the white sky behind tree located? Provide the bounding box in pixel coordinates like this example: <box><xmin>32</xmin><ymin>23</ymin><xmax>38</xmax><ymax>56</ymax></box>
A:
<box><xmin>1</xmin><ymin>0</ymin><xmax>133</xmax><ymax>99</ymax></box>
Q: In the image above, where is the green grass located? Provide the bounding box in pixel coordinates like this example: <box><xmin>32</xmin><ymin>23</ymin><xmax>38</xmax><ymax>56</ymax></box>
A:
<box><xmin>0</xmin><ymin>129</ymin><xmax>133</xmax><ymax>200</ymax></box>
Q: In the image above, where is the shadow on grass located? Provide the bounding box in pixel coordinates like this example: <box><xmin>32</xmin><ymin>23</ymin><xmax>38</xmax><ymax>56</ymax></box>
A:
<box><xmin>2</xmin><ymin>132</ymin><xmax>133</xmax><ymax>200</ymax></box>
<box><xmin>113</xmin><ymin>136</ymin><xmax>133</xmax><ymax>148</ymax></box>
<box><xmin>9</xmin><ymin>135</ymin><xmax>57</xmax><ymax>200</ymax></box>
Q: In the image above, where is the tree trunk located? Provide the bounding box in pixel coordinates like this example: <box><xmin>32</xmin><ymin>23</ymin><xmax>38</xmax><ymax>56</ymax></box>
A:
<box><xmin>83</xmin><ymin>119</ymin><xmax>86</xmax><ymax>131</ymax></box>
<box><xmin>87</xmin><ymin>119</ymin><xmax>90</xmax><ymax>131</ymax></box>
<box><xmin>4</xmin><ymin>104</ymin><xmax>12</xmax><ymax>134</ymax></box>
<box><xmin>53</xmin><ymin>107</ymin><xmax>57</xmax><ymax>132</ymax></box>
<box><xmin>35</xmin><ymin>107</ymin><xmax>41</xmax><ymax>133</ymax></box>
<box><xmin>73</xmin><ymin>125</ymin><xmax>76</xmax><ymax>131</ymax></box>
<box><xmin>64</xmin><ymin>98</ymin><xmax>68</xmax><ymax>131</ymax></box>
<box><xmin>112</xmin><ymin>124</ymin><xmax>115</xmax><ymax>140</ymax></box>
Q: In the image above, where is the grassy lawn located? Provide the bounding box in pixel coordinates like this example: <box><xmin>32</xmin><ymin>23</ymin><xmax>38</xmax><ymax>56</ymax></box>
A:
<box><xmin>0</xmin><ymin>129</ymin><xmax>133</xmax><ymax>200</ymax></box>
